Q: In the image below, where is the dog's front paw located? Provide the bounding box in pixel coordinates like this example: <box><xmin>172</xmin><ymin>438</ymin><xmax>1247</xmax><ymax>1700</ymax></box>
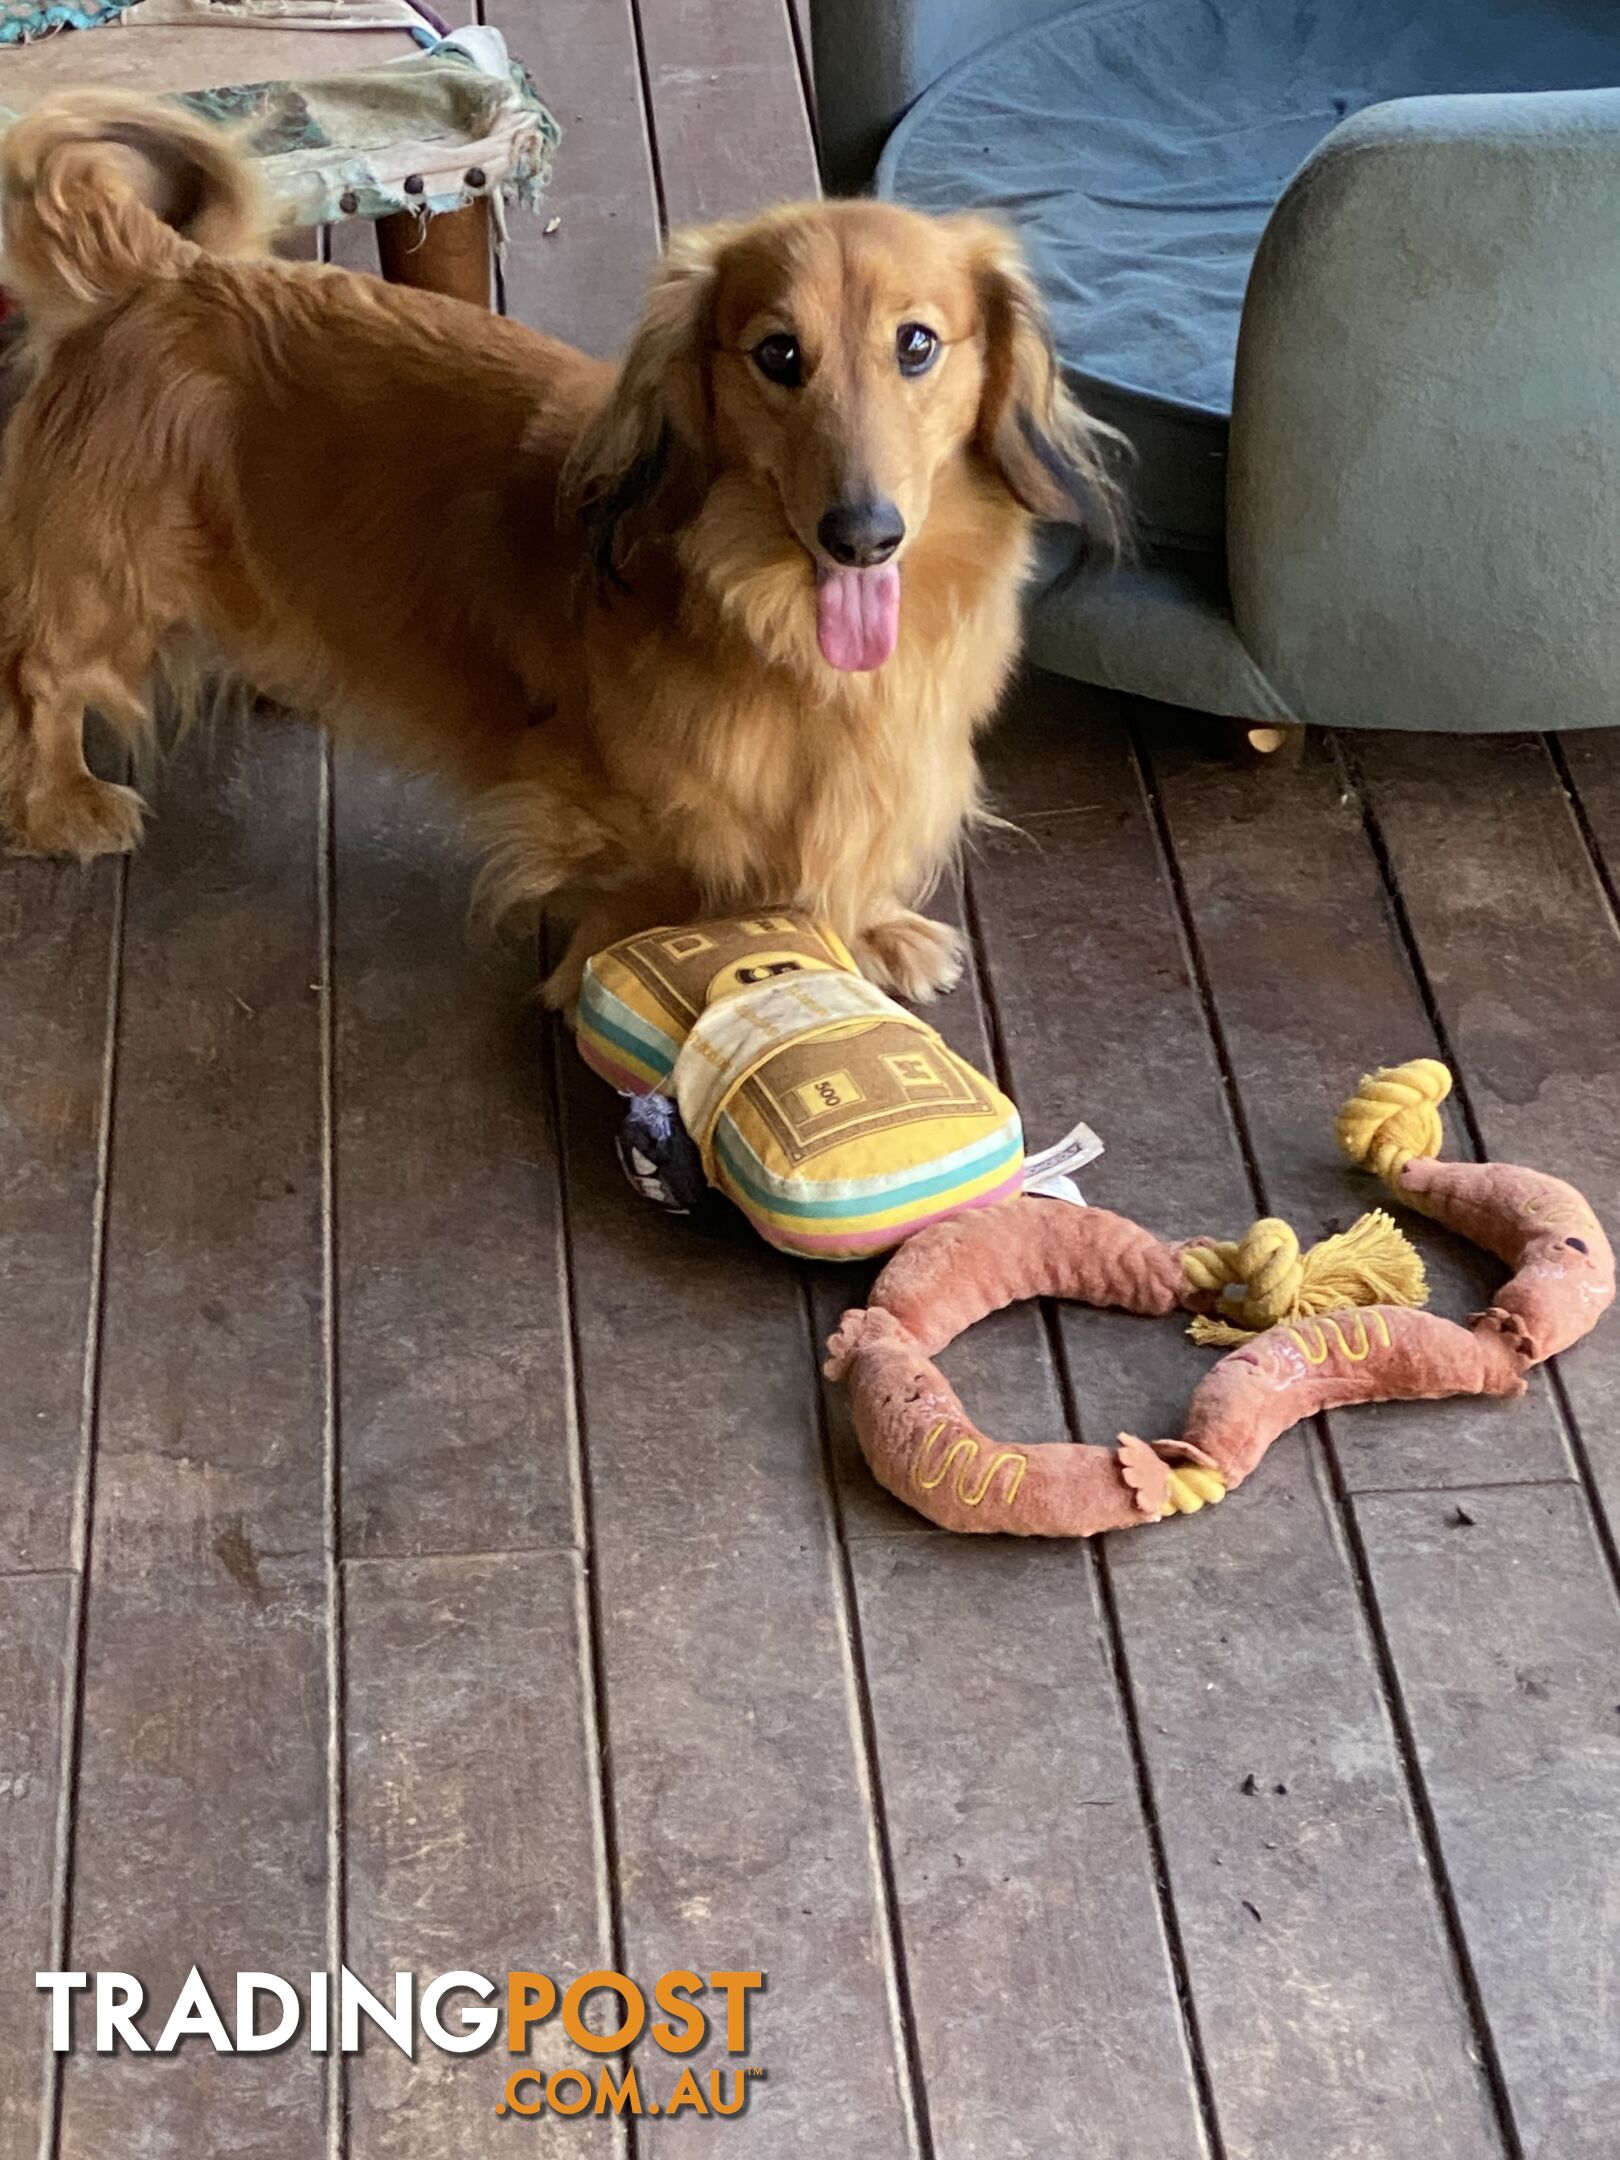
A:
<box><xmin>11</xmin><ymin>776</ymin><xmax>146</xmax><ymax>861</ymax></box>
<box><xmin>855</xmin><ymin>911</ymin><xmax>966</xmax><ymax>1003</ymax></box>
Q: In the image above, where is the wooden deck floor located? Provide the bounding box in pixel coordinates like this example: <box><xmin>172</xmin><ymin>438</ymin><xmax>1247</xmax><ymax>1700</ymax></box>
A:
<box><xmin>4</xmin><ymin>5</ymin><xmax>1620</xmax><ymax>2156</ymax></box>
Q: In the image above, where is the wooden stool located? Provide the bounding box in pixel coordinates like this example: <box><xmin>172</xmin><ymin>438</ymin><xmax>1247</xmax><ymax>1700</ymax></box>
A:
<box><xmin>0</xmin><ymin>18</ymin><xmax>506</xmax><ymax>308</ymax></box>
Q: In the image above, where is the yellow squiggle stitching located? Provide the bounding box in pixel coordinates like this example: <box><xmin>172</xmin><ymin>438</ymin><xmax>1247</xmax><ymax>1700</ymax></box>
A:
<box><xmin>914</xmin><ymin>1430</ymin><xmax>979</xmax><ymax>1490</ymax></box>
<box><xmin>913</xmin><ymin>1421</ymin><xmax>959</xmax><ymax>1485</ymax></box>
<box><xmin>961</xmin><ymin>1449</ymin><xmax>1028</xmax><ymax>1508</ymax></box>
<box><xmin>912</xmin><ymin>1422</ymin><xmax>1028</xmax><ymax>1508</ymax></box>
<box><xmin>1285</xmin><ymin>1310</ymin><xmax>1392</xmax><ymax>1364</ymax></box>
<box><xmin>1287</xmin><ymin>1322</ymin><xmax>1330</xmax><ymax>1365</ymax></box>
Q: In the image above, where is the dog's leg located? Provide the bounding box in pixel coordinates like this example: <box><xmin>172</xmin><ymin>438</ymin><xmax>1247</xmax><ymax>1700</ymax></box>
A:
<box><xmin>471</xmin><ymin>776</ymin><xmax>689</xmax><ymax>1015</ymax></box>
<box><xmin>542</xmin><ymin>910</ymin><xmax>616</xmax><ymax>1015</ymax></box>
<box><xmin>852</xmin><ymin>905</ymin><xmax>967</xmax><ymax>1003</ymax></box>
<box><xmin>0</xmin><ymin>696</ymin><xmax>30</xmax><ymax>838</ymax></box>
<box><xmin>542</xmin><ymin>876</ymin><xmax>700</xmax><ymax>1016</ymax></box>
<box><xmin>6</xmin><ymin>659</ymin><xmax>147</xmax><ymax>860</ymax></box>
<box><xmin>469</xmin><ymin>778</ymin><xmax>631</xmax><ymax>927</ymax></box>
<box><xmin>471</xmin><ymin>780</ymin><xmax>633</xmax><ymax>1014</ymax></box>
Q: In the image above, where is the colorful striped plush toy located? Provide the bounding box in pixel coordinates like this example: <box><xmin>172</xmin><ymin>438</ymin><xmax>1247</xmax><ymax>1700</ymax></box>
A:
<box><xmin>576</xmin><ymin>913</ymin><xmax>1098</xmax><ymax>1261</ymax></box>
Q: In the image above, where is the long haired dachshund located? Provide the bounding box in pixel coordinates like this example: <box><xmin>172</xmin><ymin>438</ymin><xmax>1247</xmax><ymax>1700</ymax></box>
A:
<box><xmin>0</xmin><ymin>91</ymin><xmax>1121</xmax><ymax>1003</ymax></box>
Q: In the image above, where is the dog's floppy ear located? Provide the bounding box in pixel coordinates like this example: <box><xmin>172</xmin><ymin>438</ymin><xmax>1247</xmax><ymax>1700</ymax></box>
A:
<box><xmin>964</xmin><ymin>220</ymin><xmax>1127</xmax><ymax>551</ymax></box>
<box><xmin>562</xmin><ymin>224</ymin><xmax>730</xmax><ymax>587</ymax></box>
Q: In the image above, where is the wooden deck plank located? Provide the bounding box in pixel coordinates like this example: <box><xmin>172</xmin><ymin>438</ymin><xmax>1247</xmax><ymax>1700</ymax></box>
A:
<box><xmin>811</xmin><ymin>878</ymin><xmax>1215</xmax><ymax>2159</ymax></box>
<box><xmin>343</xmin><ymin>1551</ymin><xmax>616</xmax><ymax>2154</ymax></box>
<box><xmin>593</xmin><ymin>1527</ymin><xmax>913</xmax><ymax>2154</ymax></box>
<box><xmin>0</xmin><ymin>1573</ymin><xmax>73</xmax><ymax>2160</ymax></box>
<box><xmin>0</xmin><ymin>853</ymin><xmax>118</xmax><ymax>1573</ymax></box>
<box><xmin>819</xmin><ymin>873</ymin><xmax>1072</xmax><ymax>1542</ymax></box>
<box><xmin>528</xmin><ymin>30</ymin><xmax>886</xmax><ymax>2068</ymax></box>
<box><xmin>1141</xmin><ymin>714</ymin><xmax>1570</xmax><ymax>1494</ymax></box>
<box><xmin>975</xmin><ymin>690</ymin><xmax>1267</xmax><ymax>1446</ymax></box>
<box><xmin>963</xmin><ymin>677</ymin><xmax>1508</xmax><ymax>2160</ymax></box>
<box><xmin>319</xmin><ymin>212</ymin><xmax>614</xmax><ymax>2145</ymax></box>
<box><xmin>1349</xmin><ymin>732</ymin><xmax>1620</xmax><ymax>1530</ymax></box>
<box><xmin>85</xmin><ymin>715</ymin><xmax>326</xmax><ymax>1570</ymax></box>
<box><xmin>550</xmin><ymin>1020</ymin><xmax>917</xmax><ymax>2155</ymax></box>
<box><xmin>850</xmin><ymin>1540</ymin><xmax>1212</xmax><ymax>2160</ymax></box>
<box><xmin>1355</xmin><ymin>1482</ymin><xmax>1620</xmax><ymax>2159</ymax></box>
<box><xmin>490</xmin><ymin>0</ymin><xmax>661</xmax><ymax>352</ymax></box>
<box><xmin>58</xmin><ymin>1563</ymin><xmax>330</xmax><ymax>2156</ymax></box>
<box><xmin>554</xmin><ymin>1001</ymin><xmax>835</xmax><ymax>1541</ymax></box>
<box><xmin>635</xmin><ymin>0</ymin><xmax>820</xmax><ymax>224</ymax></box>
<box><xmin>331</xmin><ymin>752</ymin><xmax>576</xmax><ymax>1559</ymax></box>
<box><xmin>58</xmin><ymin>716</ymin><xmax>331</xmax><ymax>2152</ymax></box>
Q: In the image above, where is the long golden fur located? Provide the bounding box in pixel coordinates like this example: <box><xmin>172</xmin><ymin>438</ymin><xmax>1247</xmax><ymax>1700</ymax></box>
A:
<box><xmin>0</xmin><ymin>89</ymin><xmax>1121</xmax><ymax>1003</ymax></box>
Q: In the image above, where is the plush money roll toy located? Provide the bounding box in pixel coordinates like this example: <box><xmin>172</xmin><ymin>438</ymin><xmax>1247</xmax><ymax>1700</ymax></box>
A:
<box><xmin>576</xmin><ymin>913</ymin><xmax>1099</xmax><ymax>1260</ymax></box>
<box><xmin>826</xmin><ymin>1060</ymin><xmax>1613</xmax><ymax>1535</ymax></box>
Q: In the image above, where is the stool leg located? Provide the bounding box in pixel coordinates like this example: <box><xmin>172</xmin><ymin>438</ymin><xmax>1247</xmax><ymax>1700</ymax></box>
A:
<box><xmin>375</xmin><ymin>200</ymin><xmax>492</xmax><ymax>309</ymax></box>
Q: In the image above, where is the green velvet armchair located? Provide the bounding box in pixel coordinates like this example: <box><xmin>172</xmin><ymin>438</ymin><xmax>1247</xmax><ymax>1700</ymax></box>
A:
<box><xmin>811</xmin><ymin>0</ymin><xmax>1620</xmax><ymax>736</ymax></box>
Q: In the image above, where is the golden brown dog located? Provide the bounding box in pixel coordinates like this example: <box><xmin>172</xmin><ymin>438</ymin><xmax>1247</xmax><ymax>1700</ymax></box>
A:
<box><xmin>0</xmin><ymin>90</ymin><xmax>1120</xmax><ymax>1004</ymax></box>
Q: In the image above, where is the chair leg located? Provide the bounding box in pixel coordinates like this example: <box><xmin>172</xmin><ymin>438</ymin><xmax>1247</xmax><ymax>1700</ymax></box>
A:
<box><xmin>374</xmin><ymin>199</ymin><xmax>493</xmax><ymax>309</ymax></box>
<box><xmin>1234</xmin><ymin>720</ymin><xmax>1306</xmax><ymax>765</ymax></box>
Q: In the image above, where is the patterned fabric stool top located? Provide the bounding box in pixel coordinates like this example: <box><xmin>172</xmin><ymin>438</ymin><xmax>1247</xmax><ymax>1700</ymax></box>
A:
<box><xmin>0</xmin><ymin>23</ymin><xmax>559</xmax><ymax>224</ymax></box>
<box><xmin>2</xmin><ymin>0</ymin><xmax>438</xmax><ymax>47</ymax></box>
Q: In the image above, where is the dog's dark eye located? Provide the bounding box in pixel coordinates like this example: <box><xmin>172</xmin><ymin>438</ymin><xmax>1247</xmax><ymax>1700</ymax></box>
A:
<box><xmin>752</xmin><ymin>332</ymin><xmax>803</xmax><ymax>388</ymax></box>
<box><xmin>897</xmin><ymin>322</ymin><xmax>940</xmax><ymax>377</ymax></box>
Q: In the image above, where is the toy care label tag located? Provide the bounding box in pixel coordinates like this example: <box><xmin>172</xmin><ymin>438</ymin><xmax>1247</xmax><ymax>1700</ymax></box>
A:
<box><xmin>1021</xmin><ymin>1119</ymin><xmax>1104</xmax><ymax>1208</ymax></box>
<box><xmin>1026</xmin><ymin>1172</ymin><xmax>1087</xmax><ymax>1208</ymax></box>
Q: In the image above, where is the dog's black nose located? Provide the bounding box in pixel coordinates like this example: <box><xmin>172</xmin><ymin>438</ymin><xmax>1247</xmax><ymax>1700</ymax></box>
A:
<box><xmin>818</xmin><ymin>500</ymin><xmax>905</xmax><ymax>567</ymax></box>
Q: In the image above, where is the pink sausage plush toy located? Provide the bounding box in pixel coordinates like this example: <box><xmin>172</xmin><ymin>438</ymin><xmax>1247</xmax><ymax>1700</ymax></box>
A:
<box><xmin>825</xmin><ymin>1060</ymin><xmax>1613</xmax><ymax>1536</ymax></box>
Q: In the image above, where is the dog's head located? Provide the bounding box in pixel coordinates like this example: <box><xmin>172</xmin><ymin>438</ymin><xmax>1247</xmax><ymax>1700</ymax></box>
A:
<box><xmin>563</xmin><ymin>200</ymin><xmax>1123</xmax><ymax>674</ymax></box>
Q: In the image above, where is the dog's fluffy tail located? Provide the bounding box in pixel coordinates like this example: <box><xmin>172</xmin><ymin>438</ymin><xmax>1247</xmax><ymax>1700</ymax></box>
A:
<box><xmin>0</xmin><ymin>89</ymin><xmax>268</xmax><ymax>346</ymax></box>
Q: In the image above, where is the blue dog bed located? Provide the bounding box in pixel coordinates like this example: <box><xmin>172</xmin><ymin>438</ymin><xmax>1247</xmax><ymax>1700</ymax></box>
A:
<box><xmin>878</xmin><ymin>0</ymin><xmax>1620</xmax><ymax>548</ymax></box>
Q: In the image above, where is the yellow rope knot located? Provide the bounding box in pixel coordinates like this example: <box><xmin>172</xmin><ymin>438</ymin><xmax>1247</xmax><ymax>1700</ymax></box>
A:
<box><xmin>1335</xmin><ymin>1057</ymin><xmax>1452</xmax><ymax>1184</ymax></box>
<box><xmin>1182</xmin><ymin>1209</ymin><xmax>1428</xmax><ymax>1348</ymax></box>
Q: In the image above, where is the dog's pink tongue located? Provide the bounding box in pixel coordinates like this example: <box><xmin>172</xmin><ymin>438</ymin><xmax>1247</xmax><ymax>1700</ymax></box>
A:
<box><xmin>816</xmin><ymin>563</ymin><xmax>900</xmax><ymax>672</ymax></box>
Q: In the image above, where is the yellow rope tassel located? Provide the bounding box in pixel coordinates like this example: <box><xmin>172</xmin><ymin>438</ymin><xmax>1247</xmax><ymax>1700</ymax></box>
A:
<box><xmin>1183</xmin><ymin>1209</ymin><xmax>1428</xmax><ymax>1347</ymax></box>
<box><xmin>1335</xmin><ymin>1057</ymin><xmax>1452</xmax><ymax>1184</ymax></box>
<box><xmin>1161</xmin><ymin>1464</ymin><xmax>1228</xmax><ymax>1513</ymax></box>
